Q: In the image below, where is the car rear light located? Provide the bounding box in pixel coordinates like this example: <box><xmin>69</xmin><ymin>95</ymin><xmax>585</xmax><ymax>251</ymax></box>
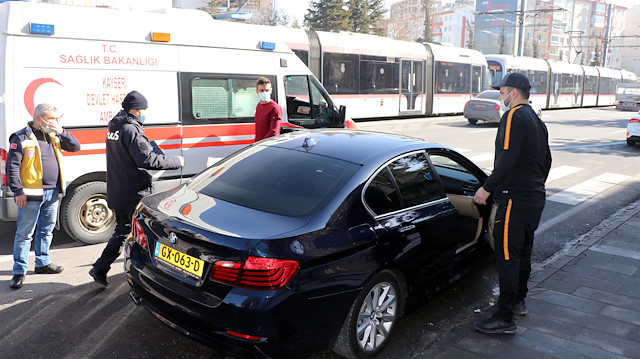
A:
<box><xmin>226</xmin><ymin>330</ymin><xmax>265</xmax><ymax>341</ymax></box>
<box><xmin>0</xmin><ymin>149</ymin><xmax>7</xmax><ymax>187</ymax></box>
<box><xmin>464</xmin><ymin>101</ymin><xmax>469</xmax><ymax>107</ymax></box>
<box><xmin>493</xmin><ymin>104</ymin><xmax>501</xmax><ymax>110</ymax></box>
<box><xmin>132</xmin><ymin>214</ymin><xmax>147</xmax><ymax>249</ymax></box>
<box><xmin>210</xmin><ymin>256</ymin><xmax>299</xmax><ymax>290</ymax></box>
<box><xmin>629</xmin><ymin>118</ymin><xmax>640</xmax><ymax>124</ymax></box>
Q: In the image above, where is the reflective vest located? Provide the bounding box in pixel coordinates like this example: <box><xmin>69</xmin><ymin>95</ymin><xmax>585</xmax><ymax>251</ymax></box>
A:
<box><xmin>19</xmin><ymin>126</ymin><xmax>66</xmax><ymax>198</ymax></box>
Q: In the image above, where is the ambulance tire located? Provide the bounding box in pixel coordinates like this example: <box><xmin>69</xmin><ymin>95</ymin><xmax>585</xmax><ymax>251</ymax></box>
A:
<box><xmin>61</xmin><ymin>181</ymin><xmax>115</xmax><ymax>245</ymax></box>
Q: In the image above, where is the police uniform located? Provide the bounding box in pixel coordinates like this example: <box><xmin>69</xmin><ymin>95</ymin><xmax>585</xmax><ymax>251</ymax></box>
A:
<box><xmin>91</xmin><ymin>91</ymin><xmax>181</xmax><ymax>285</ymax></box>
<box><xmin>477</xmin><ymin>73</ymin><xmax>552</xmax><ymax>332</ymax></box>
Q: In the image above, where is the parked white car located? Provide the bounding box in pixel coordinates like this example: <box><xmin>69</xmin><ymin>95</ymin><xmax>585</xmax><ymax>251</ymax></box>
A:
<box><xmin>626</xmin><ymin>111</ymin><xmax>640</xmax><ymax>146</ymax></box>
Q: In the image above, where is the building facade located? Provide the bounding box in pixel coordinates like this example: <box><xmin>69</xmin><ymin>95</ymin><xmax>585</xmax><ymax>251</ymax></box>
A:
<box><xmin>388</xmin><ymin>0</ymin><xmax>475</xmax><ymax>46</ymax></box>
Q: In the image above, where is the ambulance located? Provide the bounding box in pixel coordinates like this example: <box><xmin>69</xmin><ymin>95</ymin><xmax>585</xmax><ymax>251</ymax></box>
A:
<box><xmin>0</xmin><ymin>1</ymin><xmax>350</xmax><ymax>244</ymax></box>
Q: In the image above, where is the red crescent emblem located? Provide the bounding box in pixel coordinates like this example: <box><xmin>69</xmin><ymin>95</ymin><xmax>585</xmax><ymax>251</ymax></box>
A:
<box><xmin>23</xmin><ymin>78</ymin><xmax>62</xmax><ymax>117</ymax></box>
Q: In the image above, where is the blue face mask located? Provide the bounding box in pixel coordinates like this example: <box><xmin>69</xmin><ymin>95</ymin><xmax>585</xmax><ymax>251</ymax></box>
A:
<box><xmin>139</xmin><ymin>111</ymin><xmax>146</xmax><ymax>122</ymax></box>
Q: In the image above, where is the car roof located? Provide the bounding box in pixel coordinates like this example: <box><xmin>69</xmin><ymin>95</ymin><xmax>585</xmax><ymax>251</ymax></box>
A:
<box><xmin>261</xmin><ymin>129</ymin><xmax>440</xmax><ymax>165</ymax></box>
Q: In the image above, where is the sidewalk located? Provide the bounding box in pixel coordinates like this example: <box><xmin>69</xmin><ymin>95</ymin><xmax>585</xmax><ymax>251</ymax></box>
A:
<box><xmin>417</xmin><ymin>200</ymin><xmax>640</xmax><ymax>359</ymax></box>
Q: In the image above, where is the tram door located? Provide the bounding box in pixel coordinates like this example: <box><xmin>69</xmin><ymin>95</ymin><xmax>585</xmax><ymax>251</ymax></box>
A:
<box><xmin>400</xmin><ymin>59</ymin><xmax>424</xmax><ymax>114</ymax></box>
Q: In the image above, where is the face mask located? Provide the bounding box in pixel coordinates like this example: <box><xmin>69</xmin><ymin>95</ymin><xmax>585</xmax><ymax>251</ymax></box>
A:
<box><xmin>139</xmin><ymin>111</ymin><xmax>146</xmax><ymax>122</ymax></box>
<box><xmin>41</xmin><ymin>124</ymin><xmax>53</xmax><ymax>134</ymax></box>
<box><xmin>499</xmin><ymin>92</ymin><xmax>513</xmax><ymax>112</ymax></box>
<box><xmin>258</xmin><ymin>92</ymin><xmax>271</xmax><ymax>102</ymax></box>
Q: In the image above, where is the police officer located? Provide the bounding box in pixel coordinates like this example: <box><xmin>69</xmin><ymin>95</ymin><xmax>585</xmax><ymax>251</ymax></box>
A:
<box><xmin>89</xmin><ymin>91</ymin><xmax>183</xmax><ymax>286</ymax></box>
<box><xmin>473</xmin><ymin>73</ymin><xmax>552</xmax><ymax>334</ymax></box>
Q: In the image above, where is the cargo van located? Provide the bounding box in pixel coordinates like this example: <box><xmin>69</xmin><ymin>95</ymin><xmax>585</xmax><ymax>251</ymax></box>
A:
<box><xmin>0</xmin><ymin>1</ymin><xmax>350</xmax><ymax>244</ymax></box>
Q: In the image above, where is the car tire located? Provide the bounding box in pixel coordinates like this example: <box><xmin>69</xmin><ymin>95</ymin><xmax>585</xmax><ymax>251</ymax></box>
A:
<box><xmin>333</xmin><ymin>271</ymin><xmax>403</xmax><ymax>359</ymax></box>
<box><xmin>468</xmin><ymin>119</ymin><xmax>478</xmax><ymax>125</ymax></box>
<box><xmin>61</xmin><ymin>181</ymin><xmax>115</xmax><ymax>244</ymax></box>
<box><xmin>627</xmin><ymin>139</ymin><xmax>635</xmax><ymax>146</ymax></box>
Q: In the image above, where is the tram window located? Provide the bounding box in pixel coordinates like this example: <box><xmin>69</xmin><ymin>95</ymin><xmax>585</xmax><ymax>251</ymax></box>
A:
<box><xmin>293</xmin><ymin>49</ymin><xmax>309</xmax><ymax>67</ymax></box>
<box><xmin>522</xmin><ymin>70</ymin><xmax>547</xmax><ymax>95</ymax></box>
<box><xmin>191</xmin><ymin>77</ymin><xmax>258</xmax><ymax>121</ymax></box>
<box><xmin>360</xmin><ymin>58</ymin><xmax>398</xmax><ymax>94</ymax></box>
<box><xmin>435</xmin><ymin>62</ymin><xmax>470</xmax><ymax>94</ymax></box>
<box><xmin>323</xmin><ymin>53</ymin><xmax>358</xmax><ymax>95</ymax></box>
<box><xmin>600</xmin><ymin>78</ymin><xmax>616</xmax><ymax>95</ymax></box>
<box><xmin>584</xmin><ymin>76</ymin><xmax>598</xmax><ymax>94</ymax></box>
<box><xmin>471</xmin><ymin>65</ymin><xmax>484</xmax><ymax>95</ymax></box>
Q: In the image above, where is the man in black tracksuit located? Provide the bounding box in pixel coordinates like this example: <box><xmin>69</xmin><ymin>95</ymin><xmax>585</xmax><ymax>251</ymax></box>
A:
<box><xmin>473</xmin><ymin>73</ymin><xmax>552</xmax><ymax>334</ymax></box>
<box><xmin>89</xmin><ymin>91</ymin><xmax>183</xmax><ymax>286</ymax></box>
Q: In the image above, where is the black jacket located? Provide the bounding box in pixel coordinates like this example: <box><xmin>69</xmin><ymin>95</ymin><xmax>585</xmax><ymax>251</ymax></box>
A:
<box><xmin>483</xmin><ymin>104</ymin><xmax>552</xmax><ymax>201</ymax></box>
<box><xmin>106</xmin><ymin>110</ymin><xmax>180</xmax><ymax>210</ymax></box>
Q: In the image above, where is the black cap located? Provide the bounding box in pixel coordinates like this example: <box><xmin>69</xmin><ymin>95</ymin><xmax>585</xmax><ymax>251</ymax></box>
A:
<box><xmin>122</xmin><ymin>90</ymin><xmax>148</xmax><ymax>111</ymax></box>
<box><xmin>491</xmin><ymin>73</ymin><xmax>531</xmax><ymax>91</ymax></box>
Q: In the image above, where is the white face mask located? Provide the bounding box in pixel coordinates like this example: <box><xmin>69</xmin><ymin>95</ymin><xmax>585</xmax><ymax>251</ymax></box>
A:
<box><xmin>499</xmin><ymin>91</ymin><xmax>513</xmax><ymax>112</ymax></box>
<box><xmin>258</xmin><ymin>91</ymin><xmax>271</xmax><ymax>102</ymax></box>
<box><xmin>41</xmin><ymin>124</ymin><xmax>53</xmax><ymax>134</ymax></box>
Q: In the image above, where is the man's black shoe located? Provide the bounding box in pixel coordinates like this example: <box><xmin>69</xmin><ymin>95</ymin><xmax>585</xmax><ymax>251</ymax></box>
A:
<box><xmin>10</xmin><ymin>274</ymin><xmax>24</xmax><ymax>289</ymax></box>
<box><xmin>474</xmin><ymin>316</ymin><xmax>517</xmax><ymax>334</ymax></box>
<box><xmin>89</xmin><ymin>267</ymin><xmax>108</xmax><ymax>287</ymax></box>
<box><xmin>514</xmin><ymin>300</ymin><xmax>528</xmax><ymax>316</ymax></box>
<box><xmin>35</xmin><ymin>263</ymin><xmax>64</xmax><ymax>274</ymax></box>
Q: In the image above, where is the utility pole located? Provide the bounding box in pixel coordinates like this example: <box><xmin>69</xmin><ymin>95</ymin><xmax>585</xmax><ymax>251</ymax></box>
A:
<box><xmin>518</xmin><ymin>0</ymin><xmax>525</xmax><ymax>56</ymax></box>
<box><xmin>602</xmin><ymin>3</ymin><xmax>613</xmax><ymax>68</ymax></box>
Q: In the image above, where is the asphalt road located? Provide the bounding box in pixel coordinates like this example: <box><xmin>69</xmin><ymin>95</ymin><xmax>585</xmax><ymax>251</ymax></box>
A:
<box><xmin>1</xmin><ymin>107</ymin><xmax>638</xmax><ymax>359</ymax></box>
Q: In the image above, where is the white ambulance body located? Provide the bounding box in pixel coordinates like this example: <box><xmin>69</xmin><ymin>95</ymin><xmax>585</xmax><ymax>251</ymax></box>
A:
<box><xmin>0</xmin><ymin>1</ymin><xmax>349</xmax><ymax>244</ymax></box>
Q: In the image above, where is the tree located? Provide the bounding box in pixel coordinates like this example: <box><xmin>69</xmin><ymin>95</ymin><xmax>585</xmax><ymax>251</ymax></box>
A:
<box><xmin>347</xmin><ymin>0</ymin><xmax>387</xmax><ymax>35</ymax></box>
<box><xmin>250</xmin><ymin>8</ymin><xmax>290</xmax><ymax>26</ymax></box>
<box><xmin>416</xmin><ymin>0</ymin><xmax>433</xmax><ymax>42</ymax></box>
<box><xmin>198</xmin><ymin>0</ymin><xmax>226</xmax><ymax>16</ymax></box>
<box><xmin>590</xmin><ymin>40</ymin><xmax>601</xmax><ymax>66</ymax></box>
<box><xmin>532</xmin><ymin>40</ymin><xmax>539</xmax><ymax>58</ymax></box>
<box><xmin>304</xmin><ymin>0</ymin><xmax>349</xmax><ymax>32</ymax></box>
<box><xmin>499</xmin><ymin>23</ymin><xmax>506</xmax><ymax>54</ymax></box>
<box><xmin>465</xmin><ymin>20</ymin><xmax>475</xmax><ymax>50</ymax></box>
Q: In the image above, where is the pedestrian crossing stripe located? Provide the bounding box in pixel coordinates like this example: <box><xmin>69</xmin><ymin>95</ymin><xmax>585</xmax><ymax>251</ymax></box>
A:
<box><xmin>546</xmin><ymin>165</ymin><xmax>583</xmax><ymax>183</ymax></box>
<box><xmin>547</xmin><ymin>172</ymin><xmax>631</xmax><ymax>205</ymax></box>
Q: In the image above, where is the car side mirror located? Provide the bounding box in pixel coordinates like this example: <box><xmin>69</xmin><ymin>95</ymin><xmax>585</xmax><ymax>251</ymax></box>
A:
<box><xmin>332</xmin><ymin>105</ymin><xmax>346</xmax><ymax>128</ymax></box>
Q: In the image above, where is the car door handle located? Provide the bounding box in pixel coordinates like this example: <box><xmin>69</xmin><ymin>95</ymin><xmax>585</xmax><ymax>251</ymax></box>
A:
<box><xmin>399</xmin><ymin>225</ymin><xmax>416</xmax><ymax>233</ymax></box>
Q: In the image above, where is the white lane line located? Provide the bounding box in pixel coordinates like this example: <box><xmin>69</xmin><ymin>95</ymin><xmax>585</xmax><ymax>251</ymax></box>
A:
<box><xmin>547</xmin><ymin>172</ymin><xmax>631</xmax><ymax>205</ymax></box>
<box><xmin>546</xmin><ymin>165</ymin><xmax>583</xmax><ymax>183</ymax></box>
<box><xmin>609</xmin><ymin>129</ymin><xmax>627</xmax><ymax>134</ymax></box>
<box><xmin>467</xmin><ymin>153</ymin><xmax>494</xmax><ymax>163</ymax></box>
<box><xmin>467</xmin><ymin>128</ymin><xmax>496</xmax><ymax>134</ymax></box>
<box><xmin>454</xmin><ymin>148</ymin><xmax>472</xmax><ymax>153</ymax></box>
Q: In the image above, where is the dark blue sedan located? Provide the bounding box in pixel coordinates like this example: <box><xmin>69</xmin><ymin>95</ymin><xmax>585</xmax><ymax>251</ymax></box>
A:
<box><xmin>124</xmin><ymin>129</ymin><xmax>493</xmax><ymax>359</ymax></box>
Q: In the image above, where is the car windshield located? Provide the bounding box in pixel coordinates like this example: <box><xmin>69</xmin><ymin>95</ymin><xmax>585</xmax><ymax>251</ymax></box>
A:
<box><xmin>476</xmin><ymin>91</ymin><xmax>500</xmax><ymax>100</ymax></box>
<box><xmin>187</xmin><ymin>145</ymin><xmax>360</xmax><ymax>217</ymax></box>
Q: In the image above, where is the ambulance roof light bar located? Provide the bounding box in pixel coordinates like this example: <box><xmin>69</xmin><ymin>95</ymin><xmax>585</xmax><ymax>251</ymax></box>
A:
<box><xmin>213</xmin><ymin>12</ymin><xmax>252</xmax><ymax>21</ymax></box>
<box><xmin>29</xmin><ymin>23</ymin><xmax>54</xmax><ymax>35</ymax></box>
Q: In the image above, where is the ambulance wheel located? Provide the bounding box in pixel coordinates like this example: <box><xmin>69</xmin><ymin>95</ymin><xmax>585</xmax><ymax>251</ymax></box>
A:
<box><xmin>627</xmin><ymin>139</ymin><xmax>635</xmax><ymax>146</ymax></box>
<box><xmin>61</xmin><ymin>181</ymin><xmax>115</xmax><ymax>244</ymax></box>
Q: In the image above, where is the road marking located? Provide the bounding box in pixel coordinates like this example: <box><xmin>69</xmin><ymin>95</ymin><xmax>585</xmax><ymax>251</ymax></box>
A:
<box><xmin>609</xmin><ymin>129</ymin><xmax>627</xmax><ymax>134</ymax></box>
<box><xmin>546</xmin><ymin>165</ymin><xmax>583</xmax><ymax>183</ymax></box>
<box><xmin>467</xmin><ymin>153</ymin><xmax>494</xmax><ymax>163</ymax></box>
<box><xmin>467</xmin><ymin>128</ymin><xmax>496</xmax><ymax>134</ymax></box>
<box><xmin>454</xmin><ymin>148</ymin><xmax>471</xmax><ymax>153</ymax></box>
<box><xmin>547</xmin><ymin>172</ymin><xmax>631</xmax><ymax>205</ymax></box>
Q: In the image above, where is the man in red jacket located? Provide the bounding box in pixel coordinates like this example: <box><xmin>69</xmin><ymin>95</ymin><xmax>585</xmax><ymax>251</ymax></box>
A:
<box><xmin>254</xmin><ymin>77</ymin><xmax>282</xmax><ymax>141</ymax></box>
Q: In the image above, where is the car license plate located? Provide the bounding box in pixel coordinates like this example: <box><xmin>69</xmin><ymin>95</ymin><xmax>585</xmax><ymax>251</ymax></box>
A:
<box><xmin>475</xmin><ymin>104</ymin><xmax>487</xmax><ymax>109</ymax></box>
<box><xmin>154</xmin><ymin>242</ymin><xmax>204</xmax><ymax>279</ymax></box>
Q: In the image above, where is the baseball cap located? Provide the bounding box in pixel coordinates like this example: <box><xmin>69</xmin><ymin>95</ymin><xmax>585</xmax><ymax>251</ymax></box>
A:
<box><xmin>491</xmin><ymin>72</ymin><xmax>531</xmax><ymax>91</ymax></box>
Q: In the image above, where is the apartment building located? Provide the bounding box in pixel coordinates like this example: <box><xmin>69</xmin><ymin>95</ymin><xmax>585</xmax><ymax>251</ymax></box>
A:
<box><xmin>388</xmin><ymin>0</ymin><xmax>475</xmax><ymax>46</ymax></box>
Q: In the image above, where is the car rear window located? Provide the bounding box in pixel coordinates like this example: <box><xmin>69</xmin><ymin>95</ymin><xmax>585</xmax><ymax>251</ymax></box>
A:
<box><xmin>476</xmin><ymin>91</ymin><xmax>499</xmax><ymax>100</ymax></box>
<box><xmin>188</xmin><ymin>146</ymin><xmax>360</xmax><ymax>217</ymax></box>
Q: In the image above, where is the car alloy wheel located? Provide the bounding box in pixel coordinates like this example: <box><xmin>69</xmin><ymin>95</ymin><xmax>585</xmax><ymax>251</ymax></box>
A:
<box><xmin>334</xmin><ymin>271</ymin><xmax>403</xmax><ymax>359</ymax></box>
